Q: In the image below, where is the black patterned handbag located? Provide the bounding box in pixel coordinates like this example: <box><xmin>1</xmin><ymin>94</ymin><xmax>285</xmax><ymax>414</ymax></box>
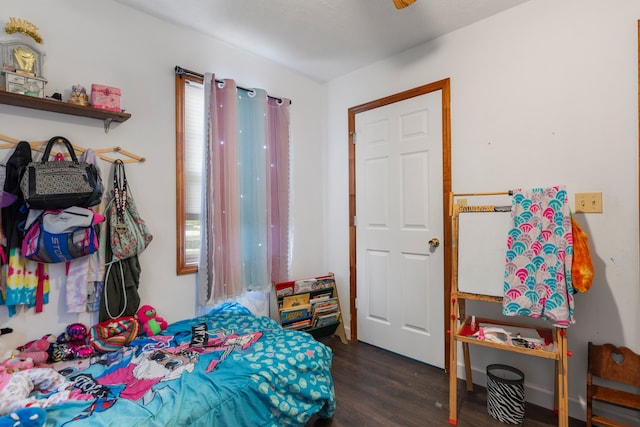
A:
<box><xmin>20</xmin><ymin>136</ymin><xmax>103</xmax><ymax>209</ymax></box>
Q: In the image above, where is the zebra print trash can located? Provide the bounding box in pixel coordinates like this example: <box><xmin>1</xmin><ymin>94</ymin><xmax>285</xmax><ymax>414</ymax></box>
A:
<box><xmin>486</xmin><ymin>364</ymin><xmax>525</xmax><ymax>424</ymax></box>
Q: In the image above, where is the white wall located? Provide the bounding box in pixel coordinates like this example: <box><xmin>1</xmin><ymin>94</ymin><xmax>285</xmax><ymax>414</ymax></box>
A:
<box><xmin>2</xmin><ymin>0</ymin><xmax>639</xmax><ymax>422</ymax></box>
<box><xmin>0</xmin><ymin>0</ymin><xmax>326</xmax><ymax>350</ymax></box>
<box><xmin>325</xmin><ymin>0</ymin><xmax>640</xmax><ymax>421</ymax></box>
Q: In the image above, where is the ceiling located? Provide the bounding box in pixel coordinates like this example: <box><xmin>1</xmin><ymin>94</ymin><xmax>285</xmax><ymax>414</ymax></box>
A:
<box><xmin>115</xmin><ymin>0</ymin><xmax>529</xmax><ymax>82</ymax></box>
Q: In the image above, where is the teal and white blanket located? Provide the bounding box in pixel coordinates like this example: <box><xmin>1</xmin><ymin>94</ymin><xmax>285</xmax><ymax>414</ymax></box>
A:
<box><xmin>45</xmin><ymin>302</ymin><xmax>336</xmax><ymax>426</ymax></box>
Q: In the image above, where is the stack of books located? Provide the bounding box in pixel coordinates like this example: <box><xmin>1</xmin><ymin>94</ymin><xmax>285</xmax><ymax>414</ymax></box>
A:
<box><xmin>293</xmin><ymin>276</ymin><xmax>335</xmax><ymax>293</ymax></box>
<box><xmin>280</xmin><ymin>293</ymin><xmax>312</xmax><ymax>329</ymax></box>
<box><xmin>275</xmin><ymin>276</ymin><xmax>335</xmax><ymax>298</ymax></box>
<box><xmin>310</xmin><ymin>295</ymin><xmax>340</xmax><ymax>328</ymax></box>
<box><xmin>279</xmin><ymin>284</ymin><xmax>340</xmax><ymax>330</ymax></box>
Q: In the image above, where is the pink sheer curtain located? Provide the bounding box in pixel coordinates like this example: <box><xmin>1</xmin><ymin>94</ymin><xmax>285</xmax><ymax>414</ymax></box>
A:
<box><xmin>198</xmin><ymin>73</ymin><xmax>290</xmax><ymax>305</ymax></box>
<box><xmin>267</xmin><ymin>97</ymin><xmax>290</xmax><ymax>283</ymax></box>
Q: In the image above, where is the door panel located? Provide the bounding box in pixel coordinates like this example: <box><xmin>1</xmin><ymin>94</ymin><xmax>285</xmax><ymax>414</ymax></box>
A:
<box><xmin>355</xmin><ymin>91</ymin><xmax>444</xmax><ymax>368</ymax></box>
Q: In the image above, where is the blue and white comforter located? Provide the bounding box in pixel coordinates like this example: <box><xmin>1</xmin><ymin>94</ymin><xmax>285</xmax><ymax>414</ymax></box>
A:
<box><xmin>45</xmin><ymin>302</ymin><xmax>336</xmax><ymax>426</ymax></box>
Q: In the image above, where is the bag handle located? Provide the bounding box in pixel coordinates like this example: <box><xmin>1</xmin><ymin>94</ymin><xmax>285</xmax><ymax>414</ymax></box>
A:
<box><xmin>41</xmin><ymin>136</ymin><xmax>80</xmax><ymax>164</ymax></box>
<box><xmin>113</xmin><ymin>159</ymin><xmax>128</xmax><ymax>221</ymax></box>
<box><xmin>103</xmin><ymin>260</ymin><xmax>128</xmax><ymax>319</ymax></box>
<box><xmin>113</xmin><ymin>159</ymin><xmax>127</xmax><ymax>189</ymax></box>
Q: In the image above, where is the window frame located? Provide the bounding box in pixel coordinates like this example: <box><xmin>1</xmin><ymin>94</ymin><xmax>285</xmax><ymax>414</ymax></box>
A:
<box><xmin>175</xmin><ymin>71</ymin><xmax>203</xmax><ymax>275</ymax></box>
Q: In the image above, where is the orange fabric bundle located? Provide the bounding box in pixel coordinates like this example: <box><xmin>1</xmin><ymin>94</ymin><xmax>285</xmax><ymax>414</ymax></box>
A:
<box><xmin>571</xmin><ymin>216</ymin><xmax>594</xmax><ymax>293</ymax></box>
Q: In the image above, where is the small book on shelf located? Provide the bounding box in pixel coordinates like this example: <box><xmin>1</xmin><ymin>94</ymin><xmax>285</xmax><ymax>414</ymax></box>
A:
<box><xmin>293</xmin><ymin>275</ymin><xmax>335</xmax><ymax>293</ymax></box>
<box><xmin>282</xmin><ymin>293</ymin><xmax>310</xmax><ymax>309</ymax></box>
<box><xmin>275</xmin><ymin>281</ymin><xmax>295</xmax><ymax>297</ymax></box>
<box><xmin>283</xmin><ymin>319</ymin><xmax>312</xmax><ymax>330</ymax></box>
<box><xmin>310</xmin><ymin>289</ymin><xmax>333</xmax><ymax>302</ymax></box>
<box><xmin>312</xmin><ymin>297</ymin><xmax>338</xmax><ymax>308</ymax></box>
<box><xmin>311</xmin><ymin>298</ymin><xmax>339</xmax><ymax>327</ymax></box>
<box><xmin>314</xmin><ymin>311</ymin><xmax>341</xmax><ymax>328</ymax></box>
<box><xmin>280</xmin><ymin>304</ymin><xmax>312</xmax><ymax>325</ymax></box>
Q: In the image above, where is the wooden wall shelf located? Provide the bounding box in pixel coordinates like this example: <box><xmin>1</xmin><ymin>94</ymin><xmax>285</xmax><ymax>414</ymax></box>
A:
<box><xmin>0</xmin><ymin>91</ymin><xmax>130</xmax><ymax>132</ymax></box>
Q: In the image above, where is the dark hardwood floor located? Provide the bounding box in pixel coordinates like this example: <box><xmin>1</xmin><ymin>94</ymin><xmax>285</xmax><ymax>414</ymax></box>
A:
<box><xmin>306</xmin><ymin>336</ymin><xmax>585</xmax><ymax>427</ymax></box>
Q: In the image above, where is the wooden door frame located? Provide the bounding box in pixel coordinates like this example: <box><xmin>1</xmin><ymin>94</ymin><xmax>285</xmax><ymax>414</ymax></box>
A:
<box><xmin>348</xmin><ymin>78</ymin><xmax>453</xmax><ymax>369</ymax></box>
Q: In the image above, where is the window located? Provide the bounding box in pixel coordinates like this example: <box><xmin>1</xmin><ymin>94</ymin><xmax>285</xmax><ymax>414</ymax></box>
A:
<box><xmin>175</xmin><ymin>70</ymin><xmax>203</xmax><ymax>274</ymax></box>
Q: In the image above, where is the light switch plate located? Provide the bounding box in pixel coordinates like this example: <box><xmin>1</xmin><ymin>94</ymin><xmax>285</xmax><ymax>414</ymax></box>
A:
<box><xmin>575</xmin><ymin>192</ymin><xmax>602</xmax><ymax>213</ymax></box>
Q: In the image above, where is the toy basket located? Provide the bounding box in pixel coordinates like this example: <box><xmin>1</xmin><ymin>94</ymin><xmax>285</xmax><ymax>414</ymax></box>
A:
<box><xmin>486</xmin><ymin>364</ymin><xmax>525</xmax><ymax>424</ymax></box>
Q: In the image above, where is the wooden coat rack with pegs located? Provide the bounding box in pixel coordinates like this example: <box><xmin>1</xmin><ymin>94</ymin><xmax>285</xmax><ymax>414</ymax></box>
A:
<box><xmin>0</xmin><ymin>134</ymin><xmax>145</xmax><ymax>163</ymax></box>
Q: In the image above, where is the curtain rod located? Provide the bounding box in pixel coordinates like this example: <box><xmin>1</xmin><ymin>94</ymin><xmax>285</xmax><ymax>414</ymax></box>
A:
<box><xmin>175</xmin><ymin>66</ymin><xmax>290</xmax><ymax>105</ymax></box>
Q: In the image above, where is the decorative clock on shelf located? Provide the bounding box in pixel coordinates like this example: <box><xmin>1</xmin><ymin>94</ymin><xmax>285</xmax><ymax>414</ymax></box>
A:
<box><xmin>1</xmin><ymin>17</ymin><xmax>47</xmax><ymax>98</ymax></box>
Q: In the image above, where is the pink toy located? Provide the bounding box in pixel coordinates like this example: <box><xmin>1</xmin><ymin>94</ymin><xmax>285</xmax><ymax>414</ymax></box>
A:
<box><xmin>136</xmin><ymin>305</ymin><xmax>168</xmax><ymax>337</ymax></box>
<box><xmin>50</xmin><ymin>324</ymin><xmax>94</xmax><ymax>362</ymax></box>
<box><xmin>15</xmin><ymin>336</ymin><xmax>54</xmax><ymax>364</ymax></box>
<box><xmin>0</xmin><ymin>358</ymin><xmax>34</xmax><ymax>373</ymax></box>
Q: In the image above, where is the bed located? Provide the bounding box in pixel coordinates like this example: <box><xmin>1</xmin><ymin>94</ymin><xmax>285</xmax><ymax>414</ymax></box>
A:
<box><xmin>44</xmin><ymin>302</ymin><xmax>336</xmax><ymax>426</ymax></box>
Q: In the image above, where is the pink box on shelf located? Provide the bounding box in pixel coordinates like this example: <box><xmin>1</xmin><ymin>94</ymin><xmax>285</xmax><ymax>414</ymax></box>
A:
<box><xmin>91</xmin><ymin>84</ymin><xmax>121</xmax><ymax>112</ymax></box>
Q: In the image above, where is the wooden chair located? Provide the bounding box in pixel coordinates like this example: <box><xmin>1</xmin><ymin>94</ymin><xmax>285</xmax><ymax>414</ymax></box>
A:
<box><xmin>587</xmin><ymin>342</ymin><xmax>640</xmax><ymax>427</ymax></box>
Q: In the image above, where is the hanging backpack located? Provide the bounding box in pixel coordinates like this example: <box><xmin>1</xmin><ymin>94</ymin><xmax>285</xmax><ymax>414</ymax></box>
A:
<box><xmin>108</xmin><ymin>159</ymin><xmax>152</xmax><ymax>260</ymax></box>
<box><xmin>21</xmin><ymin>206</ymin><xmax>105</xmax><ymax>263</ymax></box>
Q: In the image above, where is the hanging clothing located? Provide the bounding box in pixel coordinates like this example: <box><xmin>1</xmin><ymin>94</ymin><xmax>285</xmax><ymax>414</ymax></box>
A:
<box><xmin>502</xmin><ymin>186</ymin><xmax>575</xmax><ymax>327</ymax></box>
<box><xmin>571</xmin><ymin>215</ymin><xmax>594</xmax><ymax>293</ymax></box>
<box><xmin>1</xmin><ymin>141</ymin><xmax>49</xmax><ymax>316</ymax></box>
<box><xmin>4</xmin><ymin>253</ymin><xmax>50</xmax><ymax>315</ymax></box>
<box><xmin>63</xmin><ymin>148</ymin><xmax>107</xmax><ymax>313</ymax></box>
<box><xmin>99</xmin><ymin>256</ymin><xmax>141</xmax><ymax>322</ymax></box>
<box><xmin>99</xmin><ymin>160</ymin><xmax>142</xmax><ymax>321</ymax></box>
<box><xmin>86</xmin><ymin>280</ymin><xmax>103</xmax><ymax>312</ymax></box>
<box><xmin>99</xmin><ymin>184</ymin><xmax>141</xmax><ymax>322</ymax></box>
<box><xmin>64</xmin><ymin>259</ymin><xmax>90</xmax><ymax>313</ymax></box>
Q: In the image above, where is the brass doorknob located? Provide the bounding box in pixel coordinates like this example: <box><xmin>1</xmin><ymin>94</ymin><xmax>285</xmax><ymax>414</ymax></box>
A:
<box><xmin>428</xmin><ymin>238</ymin><xmax>440</xmax><ymax>248</ymax></box>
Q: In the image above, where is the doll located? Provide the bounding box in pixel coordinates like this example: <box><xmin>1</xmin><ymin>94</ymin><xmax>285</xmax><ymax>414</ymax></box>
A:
<box><xmin>137</xmin><ymin>305</ymin><xmax>168</xmax><ymax>336</ymax></box>
<box><xmin>68</xmin><ymin>84</ymin><xmax>89</xmax><ymax>106</ymax></box>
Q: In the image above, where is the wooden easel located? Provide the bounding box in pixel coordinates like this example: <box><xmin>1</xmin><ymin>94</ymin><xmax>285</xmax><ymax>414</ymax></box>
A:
<box><xmin>0</xmin><ymin>134</ymin><xmax>145</xmax><ymax>163</ymax></box>
<box><xmin>447</xmin><ymin>191</ymin><xmax>569</xmax><ymax>427</ymax></box>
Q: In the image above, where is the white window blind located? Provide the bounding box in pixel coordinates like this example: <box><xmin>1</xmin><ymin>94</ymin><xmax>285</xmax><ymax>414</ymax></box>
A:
<box><xmin>184</xmin><ymin>80</ymin><xmax>204</xmax><ymax>264</ymax></box>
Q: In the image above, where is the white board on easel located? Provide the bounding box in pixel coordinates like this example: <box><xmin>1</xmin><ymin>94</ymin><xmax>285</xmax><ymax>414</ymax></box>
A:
<box><xmin>457</xmin><ymin>209</ymin><xmax>512</xmax><ymax>297</ymax></box>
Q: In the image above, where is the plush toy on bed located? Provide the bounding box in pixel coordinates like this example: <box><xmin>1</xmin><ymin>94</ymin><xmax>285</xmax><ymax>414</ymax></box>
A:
<box><xmin>0</xmin><ymin>329</ymin><xmax>40</xmax><ymax>372</ymax></box>
<box><xmin>49</xmin><ymin>324</ymin><xmax>94</xmax><ymax>362</ymax></box>
<box><xmin>0</xmin><ymin>408</ymin><xmax>46</xmax><ymax>427</ymax></box>
<box><xmin>136</xmin><ymin>305</ymin><xmax>168</xmax><ymax>336</ymax></box>
<box><xmin>16</xmin><ymin>335</ymin><xmax>55</xmax><ymax>364</ymax></box>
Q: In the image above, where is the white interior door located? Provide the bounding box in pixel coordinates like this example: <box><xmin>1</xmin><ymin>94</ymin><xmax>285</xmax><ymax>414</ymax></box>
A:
<box><xmin>355</xmin><ymin>91</ymin><xmax>444</xmax><ymax>368</ymax></box>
